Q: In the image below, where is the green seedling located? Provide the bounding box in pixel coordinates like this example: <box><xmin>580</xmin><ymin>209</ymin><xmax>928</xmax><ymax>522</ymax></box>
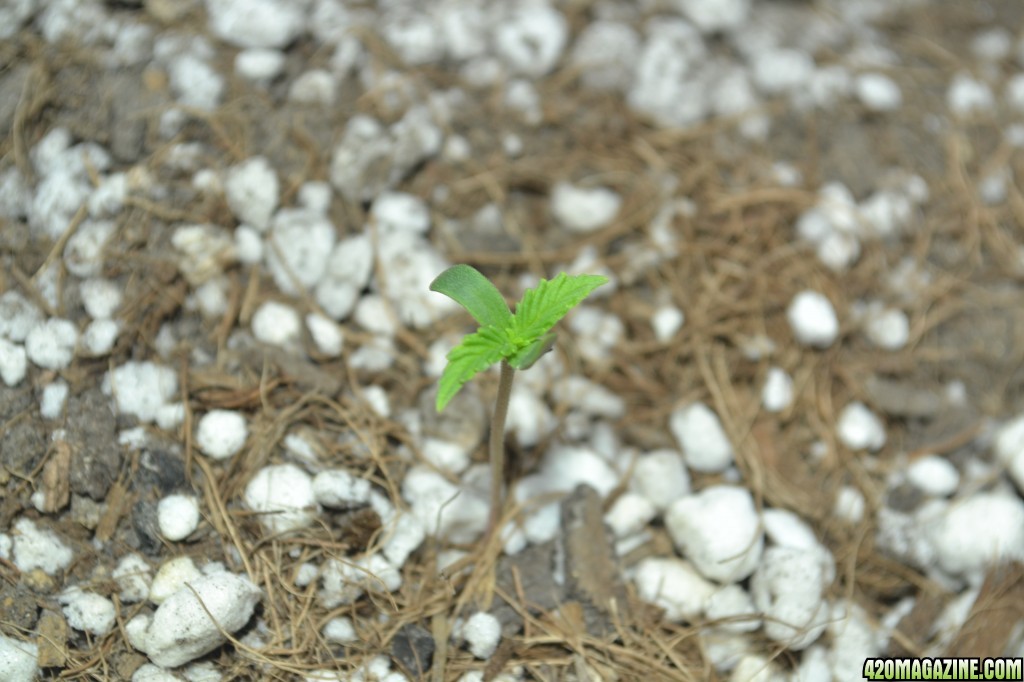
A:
<box><xmin>429</xmin><ymin>264</ymin><xmax>608</xmax><ymax>536</ymax></box>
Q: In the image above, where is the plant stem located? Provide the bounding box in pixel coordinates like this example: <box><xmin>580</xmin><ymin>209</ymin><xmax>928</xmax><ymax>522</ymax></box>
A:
<box><xmin>487</xmin><ymin>360</ymin><xmax>515</xmax><ymax>538</ymax></box>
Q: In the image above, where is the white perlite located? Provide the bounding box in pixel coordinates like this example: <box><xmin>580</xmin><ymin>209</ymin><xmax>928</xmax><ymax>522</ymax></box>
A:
<box><xmin>864</xmin><ymin>305</ymin><xmax>909</xmax><ymax>350</ymax></box>
<box><xmin>158</xmin><ymin>494</ymin><xmax>201</xmax><ymax>541</ymax></box>
<box><xmin>59</xmin><ymin>587</ymin><xmax>116</xmax><ymax>636</ymax></box>
<box><xmin>750</xmin><ymin>547</ymin><xmax>830</xmax><ymax>650</ymax></box>
<box><xmin>245</xmin><ymin>464</ymin><xmax>318</xmax><ymax>534</ymax></box>
<box><xmin>126</xmin><ymin>572</ymin><xmax>262</xmax><ymax>668</ymax></box>
<box><xmin>252</xmin><ymin>300</ymin><xmax>302</xmax><ymax>348</ymax></box>
<box><xmin>103</xmin><ymin>361</ymin><xmax>178</xmax><ymax>424</ymax></box>
<box><xmin>0</xmin><ymin>339</ymin><xmax>27</xmax><ymax>387</ymax></box>
<box><xmin>906</xmin><ymin>456</ymin><xmax>959</xmax><ymax>497</ymax></box>
<box><xmin>787</xmin><ymin>290</ymin><xmax>839</xmax><ymax>348</ymax></box>
<box><xmin>265</xmin><ymin>208</ymin><xmax>337</xmax><ymax>295</ymax></box>
<box><xmin>855</xmin><ymin>73</ymin><xmax>902</xmax><ymax>111</ymax></box>
<box><xmin>630</xmin><ymin>449</ymin><xmax>690</xmax><ymax>511</ymax></box>
<box><xmin>0</xmin><ymin>634</ymin><xmax>38</xmax><ymax>682</ymax></box>
<box><xmin>26</xmin><ymin>318</ymin><xmax>78</xmax><ymax>370</ymax></box>
<box><xmin>926</xmin><ymin>493</ymin><xmax>1024</xmax><ymax>583</ymax></box>
<box><xmin>669</xmin><ymin>402</ymin><xmax>734</xmax><ymax>473</ymax></box>
<box><xmin>837</xmin><ymin>401</ymin><xmax>886</xmax><ymax>452</ymax></box>
<box><xmin>633</xmin><ymin>557</ymin><xmax>715</xmax><ymax>622</ymax></box>
<box><xmin>225</xmin><ymin>156</ymin><xmax>278</xmax><ymax>230</ymax></box>
<box><xmin>205</xmin><ymin>0</ymin><xmax>305</xmax><ymax>49</ymax></box>
<box><xmin>666</xmin><ymin>486</ymin><xmax>763</xmax><ymax>583</ymax></box>
<box><xmin>462</xmin><ymin>612</ymin><xmax>502</xmax><ymax>659</ymax></box>
<box><xmin>11</xmin><ymin>518</ymin><xmax>74</xmax><ymax>575</ymax></box>
<box><xmin>761</xmin><ymin>367</ymin><xmax>794</xmax><ymax>413</ymax></box>
<box><xmin>196</xmin><ymin>409</ymin><xmax>249</xmax><ymax>460</ymax></box>
<box><xmin>550</xmin><ymin>182</ymin><xmax>622</xmax><ymax>233</ymax></box>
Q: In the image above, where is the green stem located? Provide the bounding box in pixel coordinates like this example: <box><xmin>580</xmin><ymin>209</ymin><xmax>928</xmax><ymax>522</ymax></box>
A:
<box><xmin>487</xmin><ymin>360</ymin><xmax>515</xmax><ymax>538</ymax></box>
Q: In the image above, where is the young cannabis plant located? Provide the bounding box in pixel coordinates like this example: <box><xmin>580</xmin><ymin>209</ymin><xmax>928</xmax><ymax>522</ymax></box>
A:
<box><xmin>430</xmin><ymin>264</ymin><xmax>608</xmax><ymax>535</ymax></box>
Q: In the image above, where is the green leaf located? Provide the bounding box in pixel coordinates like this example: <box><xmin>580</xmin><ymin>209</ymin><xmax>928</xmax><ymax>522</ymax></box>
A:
<box><xmin>510</xmin><ymin>272</ymin><xmax>608</xmax><ymax>345</ymax></box>
<box><xmin>430</xmin><ymin>264</ymin><xmax>514</xmax><ymax>330</ymax></box>
<box><xmin>508</xmin><ymin>331</ymin><xmax>557</xmax><ymax>370</ymax></box>
<box><xmin>436</xmin><ymin>324</ymin><xmax>511</xmax><ymax>412</ymax></box>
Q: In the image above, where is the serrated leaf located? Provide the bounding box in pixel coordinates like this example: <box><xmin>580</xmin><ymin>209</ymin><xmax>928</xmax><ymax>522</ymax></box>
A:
<box><xmin>436</xmin><ymin>324</ymin><xmax>511</xmax><ymax>412</ymax></box>
<box><xmin>510</xmin><ymin>273</ymin><xmax>608</xmax><ymax>345</ymax></box>
<box><xmin>508</xmin><ymin>331</ymin><xmax>557</xmax><ymax>370</ymax></box>
<box><xmin>430</xmin><ymin>264</ymin><xmax>513</xmax><ymax>330</ymax></box>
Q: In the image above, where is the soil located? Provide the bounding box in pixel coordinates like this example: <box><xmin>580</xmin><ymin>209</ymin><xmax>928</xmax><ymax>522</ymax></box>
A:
<box><xmin>2</xmin><ymin>0</ymin><xmax>1024</xmax><ymax>681</ymax></box>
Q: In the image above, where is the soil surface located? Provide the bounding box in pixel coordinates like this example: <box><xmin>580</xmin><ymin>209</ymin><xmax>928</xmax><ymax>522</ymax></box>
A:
<box><xmin>2</xmin><ymin>1</ymin><xmax>1024</xmax><ymax>681</ymax></box>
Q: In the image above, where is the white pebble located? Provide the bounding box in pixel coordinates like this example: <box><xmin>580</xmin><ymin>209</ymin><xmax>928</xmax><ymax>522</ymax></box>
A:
<box><xmin>234</xmin><ymin>224</ymin><xmax>264</xmax><ymax>264</ymax></box>
<box><xmin>751</xmin><ymin>48</ymin><xmax>815</xmax><ymax>95</ymax></box>
<box><xmin>927</xmin><ymin>493</ymin><xmax>1024</xmax><ymax>583</ymax></box>
<box><xmin>651</xmin><ymin>305</ymin><xmax>685</xmax><ymax>342</ymax></box>
<box><xmin>551</xmin><ymin>375</ymin><xmax>624</xmax><ymax>418</ymax></box>
<box><xmin>11</xmin><ymin>518</ymin><xmax>73</xmax><ymax>575</ymax></box>
<box><xmin>604</xmin><ymin>492</ymin><xmax>657</xmax><ymax>538</ymax></box>
<box><xmin>323</xmin><ymin>617</ymin><xmax>357</xmax><ymax>644</ymax></box>
<box><xmin>59</xmin><ymin>587</ymin><xmax>116</xmax><ymax>636</ymax></box>
<box><xmin>0</xmin><ymin>339</ymin><xmax>27</xmax><ymax>387</ymax></box>
<box><xmin>666</xmin><ymin>486</ymin><xmax>763</xmax><ymax>582</ymax></box>
<box><xmin>102</xmin><ymin>358</ymin><xmax>177</xmax><ymax>421</ymax></box>
<box><xmin>787</xmin><ymin>290</ymin><xmax>839</xmax><ymax>348</ymax></box>
<box><xmin>196</xmin><ymin>409</ymin><xmax>248</xmax><ymax>460</ymax></box>
<box><xmin>265</xmin><ymin>208</ymin><xmax>337</xmax><ymax>295</ymax></box>
<box><xmin>40</xmin><ymin>380</ymin><xmax>69</xmax><ymax>419</ymax></box>
<box><xmin>251</xmin><ymin>300</ymin><xmax>302</xmax><ymax>348</ymax></box>
<box><xmin>158</xmin><ymin>494</ymin><xmax>201</xmax><ymax>541</ymax></box>
<box><xmin>64</xmin><ymin>219</ymin><xmax>115</xmax><ymax>277</ymax></box>
<box><xmin>570</xmin><ymin>21</ymin><xmax>640</xmax><ymax>91</ymax></box>
<box><xmin>234</xmin><ymin>48</ymin><xmax>286</xmax><ymax>84</ymax></box>
<box><xmin>551</xmin><ymin>182</ymin><xmax>621</xmax><ymax>233</ymax></box>
<box><xmin>80</xmin><ymin>278</ymin><xmax>123</xmax><ymax>319</ymax></box>
<box><xmin>206</xmin><ymin>0</ymin><xmax>305</xmax><ymax>49</ymax></box>
<box><xmin>537</xmin><ymin>445</ymin><xmax>619</xmax><ymax>497</ymax></box>
<box><xmin>633</xmin><ymin>557</ymin><xmax>715</xmax><ymax>622</ymax></box>
<box><xmin>315</xmin><ymin>234</ymin><xmax>374</xmax><ymax>320</ymax></box>
<box><xmin>626</xmin><ymin>20</ymin><xmax>708</xmax><ymax>126</ymax></box>
<box><xmin>463</xmin><ymin>612</ymin><xmax>502</xmax><ymax>659</ymax></box>
<box><xmin>0</xmin><ymin>291</ymin><xmax>42</xmax><ymax>342</ymax></box>
<box><xmin>493</xmin><ymin>2</ymin><xmax>567</xmax><ymax>78</ymax></box>
<box><xmin>837</xmin><ymin>401</ymin><xmax>886</xmax><ymax>452</ymax></box>
<box><xmin>127</xmin><ymin>572</ymin><xmax>261</xmax><ymax>668</ymax></box>
<box><xmin>761</xmin><ymin>367</ymin><xmax>794</xmax><ymax>412</ymax></box>
<box><xmin>864</xmin><ymin>306</ymin><xmax>909</xmax><ymax>350</ymax></box>
<box><xmin>306</xmin><ymin>313</ymin><xmax>344</xmax><ymax>357</ymax></box>
<box><xmin>26</xmin><ymin>318</ymin><xmax>78</xmax><ymax>370</ymax></box>
<box><xmin>298</xmin><ymin>182</ymin><xmax>332</xmax><ymax>214</ymax></box>
<box><xmin>906</xmin><ymin>456</ymin><xmax>959</xmax><ymax>497</ymax></box>
<box><xmin>244</xmin><ymin>463</ymin><xmax>317</xmax><ymax>534</ymax></box>
<box><xmin>113</xmin><ymin>553</ymin><xmax>152</xmax><ymax>603</ymax></box>
<box><xmin>834</xmin><ymin>485</ymin><xmax>866</xmax><ymax>523</ymax></box>
<box><xmin>855</xmin><ymin>73</ymin><xmax>902</xmax><ymax>111</ymax></box>
<box><xmin>149</xmin><ymin>556</ymin><xmax>202</xmax><ymax>604</ymax></box>
<box><xmin>167</xmin><ymin>54</ymin><xmax>223</xmax><ymax>110</ymax></box>
<box><xmin>313</xmin><ymin>469</ymin><xmax>371</xmax><ymax>509</ymax></box>
<box><xmin>705</xmin><ymin>584</ymin><xmax>760</xmax><ymax>633</ymax></box>
<box><xmin>382</xmin><ymin>512</ymin><xmax>426</xmax><ymax>568</ymax></box>
<box><xmin>669</xmin><ymin>402</ymin><xmax>734</xmax><ymax>473</ymax></box>
<box><xmin>675</xmin><ymin>0</ymin><xmax>750</xmax><ymax>32</ymax></box>
<box><xmin>80</xmin><ymin>318</ymin><xmax>119</xmax><ymax>356</ymax></box>
<box><xmin>750</xmin><ymin>547</ymin><xmax>829</xmax><ymax>650</ymax></box>
<box><xmin>0</xmin><ymin>633</ymin><xmax>38</xmax><ymax>682</ymax></box>
<box><xmin>947</xmin><ymin>72</ymin><xmax>995</xmax><ymax>117</ymax></box>
<box><xmin>289</xmin><ymin>69</ymin><xmax>337</xmax><ymax>105</ymax></box>
<box><xmin>353</xmin><ymin>294</ymin><xmax>396</xmax><ymax>337</ymax></box>
<box><xmin>630</xmin><ymin>449</ymin><xmax>690</xmax><ymax>511</ymax></box>
<box><xmin>225</xmin><ymin>156</ymin><xmax>278</xmax><ymax>230</ymax></box>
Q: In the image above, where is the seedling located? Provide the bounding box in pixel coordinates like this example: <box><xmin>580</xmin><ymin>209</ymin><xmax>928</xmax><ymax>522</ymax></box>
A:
<box><xmin>430</xmin><ymin>264</ymin><xmax>608</xmax><ymax>536</ymax></box>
